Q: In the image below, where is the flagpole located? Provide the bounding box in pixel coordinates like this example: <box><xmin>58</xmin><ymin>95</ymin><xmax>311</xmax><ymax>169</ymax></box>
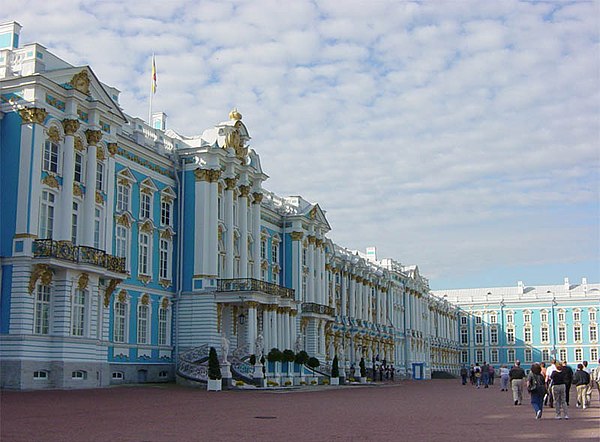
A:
<box><xmin>148</xmin><ymin>53</ymin><xmax>155</xmax><ymax>125</ymax></box>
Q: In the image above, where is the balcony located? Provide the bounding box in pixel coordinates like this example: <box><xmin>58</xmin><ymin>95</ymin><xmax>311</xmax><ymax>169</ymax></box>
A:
<box><xmin>217</xmin><ymin>278</ymin><xmax>294</xmax><ymax>299</ymax></box>
<box><xmin>33</xmin><ymin>239</ymin><xmax>126</xmax><ymax>273</ymax></box>
<box><xmin>302</xmin><ymin>302</ymin><xmax>334</xmax><ymax>316</ymax></box>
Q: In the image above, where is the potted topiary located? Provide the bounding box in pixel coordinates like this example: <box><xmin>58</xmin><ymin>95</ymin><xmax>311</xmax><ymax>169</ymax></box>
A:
<box><xmin>207</xmin><ymin>346</ymin><xmax>222</xmax><ymax>391</ymax></box>
<box><xmin>282</xmin><ymin>349</ymin><xmax>295</xmax><ymax>386</ymax></box>
<box><xmin>330</xmin><ymin>355</ymin><xmax>340</xmax><ymax>385</ymax></box>
<box><xmin>294</xmin><ymin>350</ymin><xmax>309</xmax><ymax>385</ymax></box>
<box><xmin>267</xmin><ymin>348</ymin><xmax>282</xmax><ymax>385</ymax></box>
<box><xmin>359</xmin><ymin>357</ymin><xmax>367</xmax><ymax>384</ymax></box>
<box><xmin>307</xmin><ymin>356</ymin><xmax>320</xmax><ymax>384</ymax></box>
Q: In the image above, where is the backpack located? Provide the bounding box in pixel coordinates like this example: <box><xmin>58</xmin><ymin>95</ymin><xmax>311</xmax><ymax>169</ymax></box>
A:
<box><xmin>527</xmin><ymin>375</ymin><xmax>538</xmax><ymax>392</ymax></box>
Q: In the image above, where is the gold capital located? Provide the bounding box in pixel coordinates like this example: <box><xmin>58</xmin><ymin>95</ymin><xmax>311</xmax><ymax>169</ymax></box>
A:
<box><xmin>252</xmin><ymin>192</ymin><xmax>263</xmax><ymax>204</ymax></box>
<box><xmin>85</xmin><ymin>129</ymin><xmax>102</xmax><ymax>145</ymax></box>
<box><xmin>20</xmin><ymin>107</ymin><xmax>48</xmax><ymax>125</ymax></box>
<box><xmin>107</xmin><ymin>143</ymin><xmax>118</xmax><ymax>156</ymax></box>
<box><xmin>62</xmin><ymin>119</ymin><xmax>80</xmax><ymax>136</ymax></box>
<box><xmin>290</xmin><ymin>231</ymin><xmax>304</xmax><ymax>241</ymax></box>
<box><xmin>224</xmin><ymin>177</ymin><xmax>237</xmax><ymax>191</ymax></box>
<box><xmin>239</xmin><ymin>185</ymin><xmax>250</xmax><ymax>197</ymax></box>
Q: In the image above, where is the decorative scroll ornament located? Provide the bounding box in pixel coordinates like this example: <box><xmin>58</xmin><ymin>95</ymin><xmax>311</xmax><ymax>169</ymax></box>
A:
<box><xmin>140</xmin><ymin>220</ymin><xmax>153</xmax><ymax>233</ymax></box>
<box><xmin>69</xmin><ymin>70</ymin><xmax>91</xmax><ymax>95</ymax></box>
<box><xmin>141</xmin><ymin>294</ymin><xmax>150</xmax><ymax>305</ymax></box>
<box><xmin>85</xmin><ymin>129</ymin><xmax>102</xmax><ymax>145</ymax></box>
<box><xmin>77</xmin><ymin>273</ymin><xmax>89</xmax><ymax>290</ymax></box>
<box><xmin>62</xmin><ymin>119</ymin><xmax>80</xmax><ymax>136</ymax></box>
<box><xmin>73</xmin><ymin>183</ymin><xmax>83</xmax><ymax>197</ymax></box>
<box><xmin>19</xmin><ymin>107</ymin><xmax>48</xmax><ymax>125</ymax></box>
<box><xmin>74</xmin><ymin>137</ymin><xmax>85</xmax><ymax>152</ymax></box>
<box><xmin>107</xmin><ymin>143</ymin><xmax>118</xmax><ymax>156</ymax></box>
<box><xmin>28</xmin><ymin>264</ymin><xmax>53</xmax><ymax>294</ymax></box>
<box><xmin>161</xmin><ymin>297</ymin><xmax>169</xmax><ymax>309</ymax></box>
<box><xmin>95</xmin><ymin>191</ymin><xmax>104</xmax><ymax>205</ymax></box>
<box><xmin>116</xmin><ymin>213</ymin><xmax>131</xmax><ymax>228</ymax></box>
<box><xmin>117</xmin><ymin>289</ymin><xmax>127</xmax><ymax>303</ymax></box>
<box><xmin>96</xmin><ymin>146</ymin><xmax>106</xmax><ymax>161</ymax></box>
<box><xmin>103</xmin><ymin>279</ymin><xmax>122</xmax><ymax>307</ymax></box>
<box><xmin>47</xmin><ymin>126</ymin><xmax>61</xmax><ymax>143</ymax></box>
<box><xmin>42</xmin><ymin>174</ymin><xmax>60</xmax><ymax>189</ymax></box>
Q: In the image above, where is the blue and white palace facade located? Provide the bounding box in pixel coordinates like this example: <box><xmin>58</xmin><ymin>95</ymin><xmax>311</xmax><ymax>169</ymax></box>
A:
<box><xmin>0</xmin><ymin>22</ymin><xmax>459</xmax><ymax>389</ymax></box>
<box><xmin>433</xmin><ymin>278</ymin><xmax>600</xmax><ymax>370</ymax></box>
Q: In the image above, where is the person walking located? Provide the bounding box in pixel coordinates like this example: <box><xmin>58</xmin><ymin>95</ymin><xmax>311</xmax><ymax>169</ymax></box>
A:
<box><xmin>509</xmin><ymin>360</ymin><xmax>526</xmax><ymax>405</ymax></box>
<box><xmin>594</xmin><ymin>359</ymin><xmax>600</xmax><ymax>404</ymax></box>
<box><xmin>482</xmin><ymin>361</ymin><xmax>490</xmax><ymax>388</ymax></box>
<box><xmin>460</xmin><ymin>365</ymin><xmax>468</xmax><ymax>385</ymax></box>
<box><xmin>474</xmin><ymin>363</ymin><xmax>482</xmax><ymax>389</ymax></box>
<box><xmin>499</xmin><ymin>365</ymin><xmax>510</xmax><ymax>391</ymax></box>
<box><xmin>562</xmin><ymin>360</ymin><xmax>574</xmax><ymax>406</ymax></box>
<box><xmin>489</xmin><ymin>365</ymin><xmax>495</xmax><ymax>385</ymax></box>
<box><xmin>572</xmin><ymin>363</ymin><xmax>591</xmax><ymax>409</ymax></box>
<box><xmin>551</xmin><ymin>362</ymin><xmax>569</xmax><ymax>419</ymax></box>
<box><xmin>527</xmin><ymin>363</ymin><xmax>546</xmax><ymax>419</ymax></box>
<box><xmin>582</xmin><ymin>360</ymin><xmax>592</xmax><ymax>406</ymax></box>
<box><xmin>545</xmin><ymin>359</ymin><xmax>557</xmax><ymax>407</ymax></box>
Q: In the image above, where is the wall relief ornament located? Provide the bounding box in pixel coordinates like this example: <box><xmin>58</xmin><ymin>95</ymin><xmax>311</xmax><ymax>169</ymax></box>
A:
<box><xmin>107</xmin><ymin>143</ymin><xmax>118</xmax><ymax>156</ymax></box>
<box><xmin>19</xmin><ymin>107</ymin><xmax>48</xmax><ymax>125</ymax></box>
<box><xmin>141</xmin><ymin>294</ymin><xmax>150</xmax><ymax>305</ymax></box>
<box><xmin>95</xmin><ymin>191</ymin><xmax>104</xmax><ymax>205</ymax></box>
<box><xmin>62</xmin><ymin>119</ymin><xmax>80</xmax><ymax>136</ymax></box>
<box><xmin>252</xmin><ymin>192</ymin><xmax>263</xmax><ymax>204</ymax></box>
<box><xmin>77</xmin><ymin>273</ymin><xmax>89</xmax><ymax>290</ymax></box>
<box><xmin>74</xmin><ymin>137</ymin><xmax>85</xmax><ymax>152</ymax></box>
<box><xmin>69</xmin><ymin>70</ymin><xmax>91</xmax><ymax>95</ymax></box>
<box><xmin>47</xmin><ymin>126</ymin><xmax>61</xmax><ymax>143</ymax></box>
<box><xmin>117</xmin><ymin>289</ymin><xmax>127</xmax><ymax>303</ymax></box>
<box><xmin>161</xmin><ymin>297</ymin><xmax>170</xmax><ymax>309</ymax></box>
<box><xmin>42</xmin><ymin>174</ymin><xmax>60</xmax><ymax>189</ymax></box>
<box><xmin>85</xmin><ymin>129</ymin><xmax>102</xmax><ymax>145</ymax></box>
<box><xmin>103</xmin><ymin>279</ymin><xmax>122</xmax><ymax>307</ymax></box>
<box><xmin>96</xmin><ymin>147</ymin><xmax>106</xmax><ymax>161</ymax></box>
<box><xmin>28</xmin><ymin>264</ymin><xmax>53</xmax><ymax>294</ymax></box>
<box><xmin>238</xmin><ymin>185</ymin><xmax>250</xmax><ymax>197</ymax></box>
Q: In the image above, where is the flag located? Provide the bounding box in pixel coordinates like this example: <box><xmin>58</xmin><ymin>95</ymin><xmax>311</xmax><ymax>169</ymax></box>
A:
<box><xmin>151</xmin><ymin>54</ymin><xmax>157</xmax><ymax>94</ymax></box>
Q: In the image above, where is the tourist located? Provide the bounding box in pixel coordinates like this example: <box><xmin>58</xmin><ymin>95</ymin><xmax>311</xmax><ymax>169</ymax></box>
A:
<box><xmin>545</xmin><ymin>359</ymin><xmax>557</xmax><ymax>407</ymax></box>
<box><xmin>572</xmin><ymin>363</ymin><xmax>590</xmax><ymax>409</ymax></box>
<box><xmin>509</xmin><ymin>360</ymin><xmax>526</xmax><ymax>405</ymax></box>
<box><xmin>551</xmin><ymin>362</ymin><xmax>569</xmax><ymax>419</ymax></box>
<box><xmin>499</xmin><ymin>365</ymin><xmax>510</xmax><ymax>391</ymax></box>
<box><xmin>582</xmin><ymin>360</ymin><xmax>592</xmax><ymax>406</ymax></box>
<box><xmin>540</xmin><ymin>362</ymin><xmax>547</xmax><ymax>380</ymax></box>
<box><xmin>594</xmin><ymin>359</ymin><xmax>600</xmax><ymax>403</ymax></box>
<box><xmin>562</xmin><ymin>360</ymin><xmax>574</xmax><ymax>406</ymax></box>
<box><xmin>488</xmin><ymin>365</ymin><xmax>495</xmax><ymax>385</ymax></box>
<box><xmin>482</xmin><ymin>361</ymin><xmax>490</xmax><ymax>388</ymax></box>
<box><xmin>474</xmin><ymin>363</ymin><xmax>482</xmax><ymax>389</ymax></box>
<box><xmin>527</xmin><ymin>363</ymin><xmax>546</xmax><ymax>419</ymax></box>
<box><xmin>389</xmin><ymin>365</ymin><xmax>395</xmax><ymax>381</ymax></box>
<box><xmin>469</xmin><ymin>364</ymin><xmax>476</xmax><ymax>385</ymax></box>
<box><xmin>460</xmin><ymin>365</ymin><xmax>468</xmax><ymax>385</ymax></box>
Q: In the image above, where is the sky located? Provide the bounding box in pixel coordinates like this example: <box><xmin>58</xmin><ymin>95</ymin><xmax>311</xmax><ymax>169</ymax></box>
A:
<box><xmin>3</xmin><ymin>0</ymin><xmax>599</xmax><ymax>290</ymax></box>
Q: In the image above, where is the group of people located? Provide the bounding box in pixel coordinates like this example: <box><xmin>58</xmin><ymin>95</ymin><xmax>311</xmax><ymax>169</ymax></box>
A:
<box><xmin>461</xmin><ymin>358</ymin><xmax>600</xmax><ymax>420</ymax></box>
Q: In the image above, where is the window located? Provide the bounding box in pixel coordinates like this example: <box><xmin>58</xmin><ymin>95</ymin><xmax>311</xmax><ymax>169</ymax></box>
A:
<box><xmin>71</xmin><ymin>289</ymin><xmax>86</xmax><ymax>337</ymax></box>
<box><xmin>161</xmin><ymin>200</ymin><xmax>171</xmax><ymax>226</ymax></box>
<box><xmin>542</xmin><ymin>349</ymin><xmax>550</xmax><ymax>362</ymax></box>
<box><xmin>94</xmin><ymin>208</ymin><xmax>102</xmax><ymax>249</ymax></box>
<box><xmin>158</xmin><ymin>370</ymin><xmax>168</xmax><ymax>379</ymax></box>
<box><xmin>590</xmin><ymin>310</ymin><xmax>597</xmax><ymax>322</ymax></box>
<box><xmin>96</xmin><ymin>162</ymin><xmax>104</xmax><ymax>191</ymax></box>
<box><xmin>591</xmin><ymin>348</ymin><xmax>598</xmax><ymax>362</ymax></box>
<box><xmin>460</xmin><ymin>316</ymin><xmax>467</xmax><ymax>325</ymax></box>
<box><xmin>524</xmin><ymin>348</ymin><xmax>532</xmax><ymax>363</ymax></box>
<box><xmin>138</xmin><ymin>233</ymin><xmax>150</xmax><ymax>275</ymax></box>
<box><xmin>137</xmin><ymin>303</ymin><xmax>149</xmax><ymax>344</ymax></box>
<box><xmin>217</xmin><ymin>195</ymin><xmax>223</xmax><ymax>221</ymax></box>
<box><xmin>159</xmin><ymin>239</ymin><xmax>170</xmax><ymax>280</ymax></box>
<box><xmin>507</xmin><ymin>349</ymin><xmax>515</xmax><ymax>363</ymax></box>
<box><xmin>506</xmin><ymin>312</ymin><xmax>514</xmax><ymax>324</ymax></box>
<box><xmin>114</xmin><ymin>301</ymin><xmax>127</xmax><ymax>343</ymax></box>
<box><xmin>590</xmin><ymin>325</ymin><xmax>597</xmax><ymax>342</ymax></box>
<box><xmin>575</xmin><ymin>348</ymin><xmax>583</xmax><ymax>362</ymax></box>
<box><xmin>475</xmin><ymin>315</ymin><xmax>482</xmax><ymax>325</ymax></box>
<box><xmin>490</xmin><ymin>349</ymin><xmax>498</xmax><ymax>364</ymax></box>
<box><xmin>574</xmin><ymin>325</ymin><xmax>582</xmax><ymax>342</ymax></box>
<box><xmin>74</xmin><ymin>152</ymin><xmax>84</xmax><ymax>183</ymax></box>
<box><xmin>34</xmin><ymin>284</ymin><xmax>51</xmax><ymax>335</ymax></box>
<box><xmin>39</xmin><ymin>191</ymin><xmax>55</xmax><ymax>239</ymax></box>
<box><xmin>271</xmin><ymin>243</ymin><xmax>279</xmax><ymax>264</ymax></box>
<box><xmin>475</xmin><ymin>327</ymin><xmax>483</xmax><ymax>345</ymax></box>
<box><xmin>43</xmin><ymin>140</ymin><xmax>59</xmax><ymax>173</ymax></box>
<box><xmin>475</xmin><ymin>349</ymin><xmax>483</xmax><ymax>363</ymax></box>
<box><xmin>507</xmin><ymin>328</ymin><xmax>515</xmax><ymax>344</ymax></box>
<box><xmin>489</xmin><ymin>314</ymin><xmax>497</xmax><ymax>324</ymax></box>
<box><xmin>490</xmin><ymin>327</ymin><xmax>498</xmax><ymax>345</ymax></box>
<box><xmin>559</xmin><ymin>348</ymin><xmax>567</xmax><ymax>362</ymax></box>
<box><xmin>460</xmin><ymin>328</ymin><xmax>468</xmax><ymax>345</ymax></box>
<box><xmin>558</xmin><ymin>326</ymin><xmax>566</xmax><ymax>342</ymax></box>
<box><xmin>302</xmin><ymin>247</ymin><xmax>307</xmax><ymax>266</ymax></box>
<box><xmin>140</xmin><ymin>192</ymin><xmax>152</xmax><ymax>219</ymax></box>
<box><xmin>261</xmin><ymin>239</ymin><xmax>267</xmax><ymax>260</ymax></box>
<box><xmin>541</xmin><ymin>326</ymin><xmax>549</xmax><ymax>343</ymax></box>
<box><xmin>461</xmin><ymin>350</ymin><xmax>468</xmax><ymax>364</ymax></box>
<box><xmin>33</xmin><ymin>370</ymin><xmax>49</xmax><ymax>380</ymax></box>
<box><xmin>541</xmin><ymin>311</ymin><xmax>548</xmax><ymax>323</ymax></box>
<box><xmin>116</xmin><ymin>183</ymin><xmax>130</xmax><ymax>212</ymax></box>
<box><xmin>72</xmin><ymin>202</ymin><xmax>79</xmax><ymax>244</ymax></box>
<box><xmin>115</xmin><ymin>225</ymin><xmax>128</xmax><ymax>259</ymax></box>
<box><xmin>112</xmin><ymin>371</ymin><xmax>124</xmax><ymax>380</ymax></box>
<box><xmin>72</xmin><ymin>370</ymin><xmax>87</xmax><ymax>380</ymax></box>
<box><xmin>573</xmin><ymin>310</ymin><xmax>581</xmax><ymax>322</ymax></box>
<box><xmin>558</xmin><ymin>310</ymin><xmax>565</xmax><ymax>322</ymax></box>
<box><xmin>158</xmin><ymin>306</ymin><xmax>168</xmax><ymax>346</ymax></box>
<box><xmin>524</xmin><ymin>312</ymin><xmax>531</xmax><ymax>323</ymax></box>
<box><xmin>524</xmin><ymin>327</ymin><xmax>532</xmax><ymax>343</ymax></box>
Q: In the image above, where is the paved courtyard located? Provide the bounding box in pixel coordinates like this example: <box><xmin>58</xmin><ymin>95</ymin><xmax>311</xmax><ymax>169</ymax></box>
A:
<box><xmin>2</xmin><ymin>379</ymin><xmax>599</xmax><ymax>441</ymax></box>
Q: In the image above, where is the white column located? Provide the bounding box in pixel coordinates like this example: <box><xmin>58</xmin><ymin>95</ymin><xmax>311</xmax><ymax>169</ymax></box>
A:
<box><xmin>247</xmin><ymin>302</ymin><xmax>257</xmax><ymax>354</ymax></box>
<box><xmin>313</xmin><ymin>241</ymin><xmax>320</xmax><ymax>303</ymax></box>
<box><xmin>320</xmin><ymin>245</ymin><xmax>327</xmax><ymax>305</ymax></box>
<box><xmin>224</xmin><ymin>178</ymin><xmax>235</xmax><ymax>278</ymax></box>
<box><xmin>349</xmin><ymin>275</ymin><xmax>356</xmax><ymax>318</ymax></box>
<box><xmin>208</xmin><ymin>170</ymin><xmax>220</xmax><ymax>276</ymax></box>
<box><xmin>290</xmin><ymin>231</ymin><xmax>303</xmax><ymax>302</ymax></box>
<box><xmin>340</xmin><ymin>271</ymin><xmax>347</xmax><ymax>316</ymax></box>
<box><xmin>307</xmin><ymin>237</ymin><xmax>315</xmax><ymax>302</ymax></box>
<box><xmin>252</xmin><ymin>192</ymin><xmax>262</xmax><ymax>279</ymax></box>
<box><xmin>270</xmin><ymin>307</ymin><xmax>277</xmax><ymax>350</ymax></box>
<box><xmin>82</xmin><ymin>130</ymin><xmax>100</xmax><ymax>246</ymax></box>
<box><xmin>262</xmin><ymin>307</ymin><xmax>270</xmax><ymax>351</ymax></box>
<box><xmin>239</xmin><ymin>186</ymin><xmax>249</xmax><ymax>278</ymax></box>
<box><xmin>56</xmin><ymin>119</ymin><xmax>79</xmax><ymax>241</ymax></box>
<box><xmin>193</xmin><ymin>170</ymin><xmax>209</xmax><ymax>276</ymax></box>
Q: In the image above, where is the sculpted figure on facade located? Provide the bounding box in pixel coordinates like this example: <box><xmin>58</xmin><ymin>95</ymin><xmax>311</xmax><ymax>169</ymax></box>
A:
<box><xmin>221</xmin><ymin>334</ymin><xmax>230</xmax><ymax>362</ymax></box>
<box><xmin>255</xmin><ymin>333</ymin><xmax>264</xmax><ymax>358</ymax></box>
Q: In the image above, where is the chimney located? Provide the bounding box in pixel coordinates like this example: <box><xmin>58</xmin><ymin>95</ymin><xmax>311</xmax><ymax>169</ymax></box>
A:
<box><xmin>582</xmin><ymin>277</ymin><xmax>588</xmax><ymax>293</ymax></box>
<box><xmin>564</xmin><ymin>277</ymin><xmax>570</xmax><ymax>290</ymax></box>
<box><xmin>517</xmin><ymin>281</ymin><xmax>524</xmax><ymax>294</ymax></box>
<box><xmin>0</xmin><ymin>21</ymin><xmax>22</xmax><ymax>50</ymax></box>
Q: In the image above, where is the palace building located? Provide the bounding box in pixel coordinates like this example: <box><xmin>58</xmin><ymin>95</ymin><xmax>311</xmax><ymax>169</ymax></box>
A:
<box><xmin>0</xmin><ymin>22</ymin><xmax>459</xmax><ymax>389</ymax></box>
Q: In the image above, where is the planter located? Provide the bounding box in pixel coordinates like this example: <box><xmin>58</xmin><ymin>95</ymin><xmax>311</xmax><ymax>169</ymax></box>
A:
<box><xmin>360</xmin><ymin>377</ymin><xmax>367</xmax><ymax>384</ymax></box>
<box><xmin>330</xmin><ymin>377</ymin><xmax>339</xmax><ymax>386</ymax></box>
<box><xmin>207</xmin><ymin>379</ymin><xmax>222</xmax><ymax>391</ymax></box>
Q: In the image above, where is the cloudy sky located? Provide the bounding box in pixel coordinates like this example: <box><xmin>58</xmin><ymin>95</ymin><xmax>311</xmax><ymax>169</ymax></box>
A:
<box><xmin>4</xmin><ymin>1</ymin><xmax>599</xmax><ymax>289</ymax></box>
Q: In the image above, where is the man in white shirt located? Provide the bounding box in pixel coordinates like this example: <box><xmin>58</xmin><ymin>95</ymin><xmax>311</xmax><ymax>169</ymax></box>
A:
<box><xmin>582</xmin><ymin>361</ymin><xmax>592</xmax><ymax>406</ymax></box>
<box><xmin>545</xmin><ymin>359</ymin><xmax>557</xmax><ymax>407</ymax></box>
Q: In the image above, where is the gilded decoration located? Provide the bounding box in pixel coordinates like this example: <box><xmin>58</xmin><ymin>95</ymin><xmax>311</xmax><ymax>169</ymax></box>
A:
<box><xmin>28</xmin><ymin>264</ymin><xmax>53</xmax><ymax>294</ymax></box>
<box><xmin>161</xmin><ymin>297</ymin><xmax>169</xmax><ymax>309</ymax></box>
<box><xmin>96</xmin><ymin>147</ymin><xmax>106</xmax><ymax>161</ymax></box>
<box><xmin>138</xmin><ymin>275</ymin><xmax>151</xmax><ymax>284</ymax></box>
<box><xmin>290</xmin><ymin>231</ymin><xmax>303</xmax><ymax>241</ymax></box>
<box><xmin>194</xmin><ymin>169</ymin><xmax>209</xmax><ymax>182</ymax></box>
<box><xmin>224</xmin><ymin>130</ymin><xmax>240</xmax><ymax>150</ymax></box>
<box><xmin>224</xmin><ymin>177</ymin><xmax>237</xmax><ymax>191</ymax></box>
<box><xmin>307</xmin><ymin>235</ymin><xmax>316</xmax><ymax>245</ymax></box>
<box><xmin>300</xmin><ymin>317</ymin><xmax>309</xmax><ymax>332</ymax></box>
<box><xmin>77</xmin><ymin>273</ymin><xmax>89</xmax><ymax>290</ymax></box>
<box><xmin>42</xmin><ymin>174</ymin><xmax>60</xmax><ymax>189</ymax></box>
<box><xmin>116</xmin><ymin>213</ymin><xmax>131</xmax><ymax>228</ymax></box>
<box><xmin>252</xmin><ymin>192</ymin><xmax>263</xmax><ymax>204</ymax></box>
<box><xmin>160</xmin><ymin>229</ymin><xmax>173</xmax><ymax>240</ymax></box>
<box><xmin>103</xmin><ymin>279</ymin><xmax>122</xmax><ymax>307</ymax></box>
<box><xmin>208</xmin><ymin>169</ymin><xmax>222</xmax><ymax>183</ymax></box>
<box><xmin>73</xmin><ymin>183</ymin><xmax>83</xmax><ymax>197</ymax></box>
<box><xmin>245</xmin><ymin>301</ymin><xmax>259</xmax><ymax>309</ymax></box>
<box><xmin>140</xmin><ymin>220</ymin><xmax>153</xmax><ymax>234</ymax></box>
<box><xmin>69</xmin><ymin>70</ymin><xmax>91</xmax><ymax>95</ymax></box>
<box><xmin>290</xmin><ymin>309</ymin><xmax>298</xmax><ymax>317</ymax></box>
<box><xmin>19</xmin><ymin>107</ymin><xmax>48</xmax><ymax>125</ymax></box>
<box><xmin>47</xmin><ymin>126</ymin><xmax>61</xmax><ymax>143</ymax></box>
<box><xmin>229</xmin><ymin>108</ymin><xmax>242</xmax><ymax>120</ymax></box>
<box><xmin>107</xmin><ymin>143</ymin><xmax>118</xmax><ymax>156</ymax></box>
<box><xmin>74</xmin><ymin>137</ymin><xmax>84</xmax><ymax>152</ymax></box>
<box><xmin>62</xmin><ymin>119</ymin><xmax>80</xmax><ymax>136</ymax></box>
<box><xmin>85</xmin><ymin>129</ymin><xmax>102</xmax><ymax>145</ymax></box>
<box><xmin>95</xmin><ymin>191</ymin><xmax>104</xmax><ymax>205</ymax></box>
<box><xmin>309</xmin><ymin>206</ymin><xmax>317</xmax><ymax>219</ymax></box>
<box><xmin>260</xmin><ymin>260</ymin><xmax>268</xmax><ymax>270</ymax></box>
<box><xmin>159</xmin><ymin>279</ymin><xmax>172</xmax><ymax>289</ymax></box>
<box><xmin>238</xmin><ymin>185</ymin><xmax>250</xmax><ymax>197</ymax></box>
<box><xmin>117</xmin><ymin>289</ymin><xmax>127</xmax><ymax>303</ymax></box>
<box><xmin>141</xmin><ymin>294</ymin><xmax>150</xmax><ymax>305</ymax></box>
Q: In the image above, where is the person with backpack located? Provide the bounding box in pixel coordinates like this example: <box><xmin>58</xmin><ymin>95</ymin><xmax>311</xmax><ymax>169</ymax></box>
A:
<box><xmin>474</xmin><ymin>363</ymin><xmax>482</xmax><ymax>389</ymax></box>
<box><xmin>460</xmin><ymin>365</ymin><xmax>468</xmax><ymax>385</ymax></box>
<box><xmin>572</xmin><ymin>363</ymin><xmax>591</xmax><ymax>409</ymax></box>
<box><xmin>527</xmin><ymin>363</ymin><xmax>546</xmax><ymax>419</ymax></box>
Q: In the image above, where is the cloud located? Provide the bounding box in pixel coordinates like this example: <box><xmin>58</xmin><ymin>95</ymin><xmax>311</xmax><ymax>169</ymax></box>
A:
<box><xmin>4</xmin><ymin>0</ymin><xmax>599</xmax><ymax>288</ymax></box>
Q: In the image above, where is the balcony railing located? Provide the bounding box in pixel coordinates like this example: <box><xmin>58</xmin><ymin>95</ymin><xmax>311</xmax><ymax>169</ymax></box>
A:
<box><xmin>33</xmin><ymin>239</ymin><xmax>126</xmax><ymax>273</ymax></box>
<box><xmin>217</xmin><ymin>278</ymin><xmax>294</xmax><ymax>299</ymax></box>
<box><xmin>302</xmin><ymin>302</ymin><xmax>335</xmax><ymax>316</ymax></box>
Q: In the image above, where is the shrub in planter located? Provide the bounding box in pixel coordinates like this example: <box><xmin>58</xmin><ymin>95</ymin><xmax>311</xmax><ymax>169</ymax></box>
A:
<box><xmin>359</xmin><ymin>357</ymin><xmax>366</xmax><ymax>378</ymax></box>
<box><xmin>282</xmin><ymin>349</ymin><xmax>295</xmax><ymax>363</ymax></box>
<box><xmin>310</xmin><ymin>380</ymin><xmax>317</xmax><ymax>385</ymax></box>
<box><xmin>208</xmin><ymin>347</ymin><xmax>222</xmax><ymax>380</ymax></box>
<box><xmin>322</xmin><ymin>379</ymin><xmax>330</xmax><ymax>385</ymax></box>
<box><xmin>294</xmin><ymin>350</ymin><xmax>309</xmax><ymax>366</ymax></box>
<box><xmin>235</xmin><ymin>380</ymin><xmax>245</xmax><ymax>387</ymax></box>
<box><xmin>284</xmin><ymin>380</ymin><xmax>292</xmax><ymax>386</ymax></box>
<box><xmin>307</xmin><ymin>356</ymin><xmax>320</xmax><ymax>375</ymax></box>
<box><xmin>267</xmin><ymin>348</ymin><xmax>283</xmax><ymax>363</ymax></box>
<box><xmin>267</xmin><ymin>380</ymin><xmax>279</xmax><ymax>387</ymax></box>
<box><xmin>331</xmin><ymin>356</ymin><xmax>339</xmax><ymax>378</ymax></box>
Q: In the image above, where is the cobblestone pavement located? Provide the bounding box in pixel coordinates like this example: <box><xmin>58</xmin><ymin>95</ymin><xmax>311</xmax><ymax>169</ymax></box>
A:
<box><xmin>2</xmin><ymin>380</ymin><xmax>599</xmax><ymax>441</ymax></box>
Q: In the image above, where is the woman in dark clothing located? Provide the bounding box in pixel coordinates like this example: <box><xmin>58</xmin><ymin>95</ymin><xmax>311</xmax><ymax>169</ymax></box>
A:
<box><xmin>527</xmin><ymin>363</ymin><xmax>546</xmax><ymax>419</ymax></box>
<box><xmin>551</xmin><ymin>362</ymin><xmax>569</xmax><ymax>419</ymax></box>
